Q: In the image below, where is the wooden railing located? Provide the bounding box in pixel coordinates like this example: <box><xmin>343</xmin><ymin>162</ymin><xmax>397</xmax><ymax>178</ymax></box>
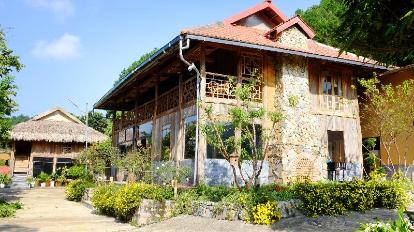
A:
<box><xmin>205</xmin><ymin>72</ymin><xmax>263</xmax><ymax>101</ymax></box>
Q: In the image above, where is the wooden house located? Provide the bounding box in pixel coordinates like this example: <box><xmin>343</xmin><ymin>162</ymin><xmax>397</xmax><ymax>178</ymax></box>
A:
<box><xmin>94</xmin><ymin>1</ymin><xmax>389</xmax><ymax>184</ymax></box>
<box><xmin>10</xmin><ymin>107</ymin><xmax>107</xmax><ymax>176</ymax></box>
<box><xmin>361</xmin><ymin>65</ymin><xmax>414</xmax><ymax>178</ymax></box>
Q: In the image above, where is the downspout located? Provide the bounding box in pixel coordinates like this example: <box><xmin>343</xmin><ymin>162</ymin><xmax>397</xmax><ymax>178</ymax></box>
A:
<box><xmin>179</xmin><ymin>37</ymin><xmax>201</xmax><ymax>186</ymax></box>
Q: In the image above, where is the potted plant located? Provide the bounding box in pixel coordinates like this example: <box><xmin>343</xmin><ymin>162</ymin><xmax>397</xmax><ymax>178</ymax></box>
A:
<box><xmin>26</xmin><ymin>176</ymin><xmax>35</xmax><ymax>188</ymax></box>
<box><xmin>56</xmin><ymin>174</ymin><xmax>65</xmax><ymax>187</ymax></box>
<box><xmin>0</xmin><ymin>174</ymin><xmax>11</xmax><ymax>188</ymax></box>
<box><xmin>50</xmin><ymin>172</ymin><xmax>58</xmax><ymax>188</ymax></box>
<box><xmin>37</xmin><ymin>172</ymin><xmax>49</xmax><ymax>188</ymax></box>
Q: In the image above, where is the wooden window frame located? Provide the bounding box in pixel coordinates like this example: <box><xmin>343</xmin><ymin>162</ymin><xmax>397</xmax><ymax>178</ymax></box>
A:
<box><xmin>319</xmin><ymin>68</ymin><xmax>351</xmax><ymax>111</ymax></box>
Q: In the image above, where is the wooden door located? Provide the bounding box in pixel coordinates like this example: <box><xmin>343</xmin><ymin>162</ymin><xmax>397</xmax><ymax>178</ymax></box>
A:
<box><xmin>14</xmin><ymin>155</ymin><xmax>29</xmax><ymax>173</ymax></box>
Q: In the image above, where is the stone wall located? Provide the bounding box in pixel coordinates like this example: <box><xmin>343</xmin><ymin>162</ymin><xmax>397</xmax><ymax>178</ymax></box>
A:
<box><xmin>82</xmin><ymin>188</ymin><xmax>301</xmax><ymax>226</ymax></box>
<box><xmin>190</xmin><ymin>199</ymin><xmax>302</xmax><ymax>220</ymax></box>
<box><xmin>132</xmin><ymin>199</ymin><xmax>175</xmax><ymax>226</ymax></box>
<box><xmin>268</xmin><ymin>53</ymin><xmax>363</xmax><ymax>182</ymax></box>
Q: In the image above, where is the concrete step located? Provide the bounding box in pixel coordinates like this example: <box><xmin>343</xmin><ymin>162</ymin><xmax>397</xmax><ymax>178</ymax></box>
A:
<box><xmin>10</xmin><ymin>174</ymin><xmax>29</xmax><ymax>189</ymax></box>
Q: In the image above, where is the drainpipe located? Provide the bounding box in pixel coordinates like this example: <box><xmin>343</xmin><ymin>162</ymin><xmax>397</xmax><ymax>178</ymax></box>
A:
<box><xmin>179</xmin><ymin>37</ymin><xmax>201</xmax><ymax>186</ymax></box>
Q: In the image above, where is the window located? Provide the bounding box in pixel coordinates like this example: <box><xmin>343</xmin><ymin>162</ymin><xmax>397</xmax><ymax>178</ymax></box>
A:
<box><xmin>321</xmin><ymin>70</ymin><xmax>346</xmax><ymax>110</ymax></box>
<box><xmin>161</xmin><ymin>124</ymin><xmax>171</xmax><ymax>161</ymax></box>
<box><xmin>56</xmin><ymin>158</ymin><xmax>73</xmax><ymax>169</ymax></box>
<box><xmin>184</xmin><ymin>116</ymin><xmax>196</xmax><ymax>159</ymax></box>
<box><xmin>33</xmin><ymin>157</ymin><xmax>53</xmax><ymax>176</ymax></box>
<box><xmin>62</xmin><ymin>143</ymin><xmax>72</xmax><ymax>153</ymax></box>
<box><xmin>138</xmin><ymin>122</ymin><xmax>152</xmax><ymax>149</ymax></box>
<box><xmin>207</xmin><ymin>124</ymin><xmax>234</xmax><ymax>159</ymax></box>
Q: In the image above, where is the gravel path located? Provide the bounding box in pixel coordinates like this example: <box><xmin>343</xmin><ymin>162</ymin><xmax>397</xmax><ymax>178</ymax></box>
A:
<box><xmin>0</xmin><ymin>188</ymin><xmax>134</xmax><ymax>232</ymax></box>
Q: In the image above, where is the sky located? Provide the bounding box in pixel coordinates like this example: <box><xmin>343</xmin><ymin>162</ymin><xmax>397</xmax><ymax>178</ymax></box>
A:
<box><xmin>0</xmin><ymin>0</ymin><xmax>319</xmax><ymax>117</ymax></box>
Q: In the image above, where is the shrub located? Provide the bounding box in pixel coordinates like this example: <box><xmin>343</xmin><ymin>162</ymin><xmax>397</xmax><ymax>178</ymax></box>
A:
<box><xmin>113</xmin><ymin>183</ymin><xmax>174</xmax><ymax>222</ymax></box>
<box><xmin>294</xmin><ymin>176</ymin><xmax>413</xmax><ymax>217</ymax></box>
<box><xmin>173</xmin><ymin>189</ymin><xmax>198</xmax><ymax>215</ymax></box>
<box><xmin>195</xmin><ymin>185</ymin><xmax>235</xmax><ymax>202</ymax></box>
<box><xmin>252</xmin><ymin>201</ymin><xmax>282</xmax><ymax>225</ymax></box>
<box><xmin>357</xmin><ymin>210</ymin><xmax>413</xmax><ymax>232</ymax></box>
<box><xmin>0</xmin><ymin>199</ymin><xmax>22</xmax><ymax>217</ymax></box>
<box><xmin>0</xmin><ymin>173</ymin><xmax>11</xmax><ymax>185</ymax></box>
<box><xmin>65</xmin><ymin>179</ymin><xmax>95</xmax><ymax>202</ymax></box>
<box><xmin>252</xmin><ymin>184</ymin><xmax>295</xmax><ymax>204</ymax></box>
<box><xmin>66</xmin><ymin>166</ymin><xmax>89</xmax><ymax>180</ymax></box>
<box><xmin>92</xmin><ymin>184</ymin><xmax>119</xmax><ymax>216</ymax></box>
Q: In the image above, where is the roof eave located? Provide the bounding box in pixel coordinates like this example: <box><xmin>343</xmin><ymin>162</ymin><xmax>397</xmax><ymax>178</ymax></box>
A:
<box><xmin>185</xmin><ymin>34</ymin><xmax>391</xmax><ymax>70</ymax></box>
<box><xmin>94</xmin><ymin>35</ymin><xmax>181</xmax><ymax>109</ymax></box>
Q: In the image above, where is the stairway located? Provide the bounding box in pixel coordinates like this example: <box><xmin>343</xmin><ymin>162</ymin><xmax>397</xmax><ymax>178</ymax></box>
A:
<box><xmin>10</xmin><ymin>174</ymin><xmax>29</xmax><ymax>189</ymax></box>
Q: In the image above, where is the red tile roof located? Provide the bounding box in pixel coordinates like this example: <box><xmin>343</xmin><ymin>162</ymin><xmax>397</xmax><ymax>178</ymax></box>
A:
<box><xmin>224</xmin><ymin>1</ymin><xmax>287</xmax><ymax>25</ymax></box>
<box><xmin>182</xmin><ymin>22</ymin><xmax>376</xmax><ymax>64</ymax></box>
<box><xmin>267</xmin><ymin>16</ymin><xmax>316</xmax><ymax>39</ymax></box>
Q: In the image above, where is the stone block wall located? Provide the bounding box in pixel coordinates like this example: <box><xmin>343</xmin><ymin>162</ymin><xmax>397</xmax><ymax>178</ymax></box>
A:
<box><xmin>133</xmin><ymin>199</ymin><xmax>175</xmax><ymax>226</ymax></box>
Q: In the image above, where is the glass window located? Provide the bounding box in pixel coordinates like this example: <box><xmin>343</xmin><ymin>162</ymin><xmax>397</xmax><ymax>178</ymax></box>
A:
<box><xmin>33</xmin><ymin>157</ymin><xmax>53</xmax><ymax>176</ymax></box>
<box><xmin>207</xmin><ymin>124</ymin><xmax>234</xmax><ymax>159</ymax></box>
<box><xmin>184</xmin><ymin>116</ymin><xmax>196</xmax><ymax>159</ymax></box>
<box><xmin>161</xmin><ymin>124</ymin><xmax>171</xmax><ymax>161</ymax></box>
<box><xmin>138</xmin><ymin>122</ymin><xmax>152</xmax><ymax>149</ymax></box>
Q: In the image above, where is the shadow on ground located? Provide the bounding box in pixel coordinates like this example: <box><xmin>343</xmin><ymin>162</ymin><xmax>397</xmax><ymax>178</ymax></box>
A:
<box><xmin>0</xmin><ymin>224</ymin><xmax>38</xmax><ymax>232</ymax></box>
<box><xmin>271</xmin><ymin>209</ymin><xmax>398</xmax><ymax>232</ymax></box>
<box><xmin>0</xmin><ymin>189</ymin><xmax>25</xmax><ymax>201</ymax></box>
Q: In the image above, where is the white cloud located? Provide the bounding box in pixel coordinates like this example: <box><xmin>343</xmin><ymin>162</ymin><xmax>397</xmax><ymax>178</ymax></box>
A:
<box><xmin>26</xmin><ymin>0</ymin><xmax>75</xmax><ymax>20</ymax></box>
<box><xmin>32</xmin><ymin>33</ymin><xmax>81</xmax><ymax>60</ymax></box>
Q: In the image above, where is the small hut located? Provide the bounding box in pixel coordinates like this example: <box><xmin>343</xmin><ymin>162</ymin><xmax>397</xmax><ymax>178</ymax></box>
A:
<box><xmin>10</xmin><ymin>107</ymin><xmax>107</xmax><ymax>176</ymax></box>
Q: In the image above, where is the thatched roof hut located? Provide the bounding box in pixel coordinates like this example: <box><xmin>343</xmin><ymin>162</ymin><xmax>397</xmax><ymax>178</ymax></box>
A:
<box><xmin>11</xmin><ymin>107</ymin><xmax>107</xmax><ymax>143</ymax></box>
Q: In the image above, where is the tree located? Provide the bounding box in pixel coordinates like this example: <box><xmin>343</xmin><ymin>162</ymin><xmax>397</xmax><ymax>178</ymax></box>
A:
<box><xmin>78</xmin><ymin>111</ymin><xmax>109</xmax><ymax>134</ymax></box>
<box><xmin>201</xmin><ymin>78</ymin><xmax>283</xmax><ymax>190</ymax></box>
<box><xmin>77</xmin><ymin>140</ymin><xmax>119</xmax><ymax>177</ymax></box>
<box><xmin>11</xmin><ymin>114</ymin><xmax>30</xmax><ymax>125</ymax></box>
<box><xmin>0</xmin><ymin>29</ymin><xmax>22</xmax><ymax>147</ymax></box>
<box><xmin>296</xmin><ymin>0</ymin><xmax>346</xmax><ymax>47</ymax></box>
<box><xmin>114</xmin><ymin>48</ymin><xmax>159</xmax><ymax>86</ymax></box>
<box><xmin>359</xmin><ymin>76</ymin><xmax>414</xmax><ymax>176</ymax></box>
<box><xmin>336</xmin><ymin>0</ymin><xmax>414</xmax><ymax>66</ymax></box>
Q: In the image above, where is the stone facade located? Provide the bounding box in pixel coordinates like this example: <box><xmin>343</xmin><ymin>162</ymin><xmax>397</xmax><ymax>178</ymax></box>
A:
<box><xmin>276</xmin><ymin>27</ymin><xmax>308</xmax><ymax>50</ymax></box>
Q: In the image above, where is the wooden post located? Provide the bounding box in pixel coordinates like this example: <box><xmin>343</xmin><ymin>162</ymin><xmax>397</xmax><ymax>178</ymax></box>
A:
<box><xmin>197</xmin><ymin>43</ymin><xmax>207</xmax><ymax>184</ymax></box>
<box><xmin>52</xmin><ymin>156</ymin><xmax>57</xmax><ymax>173</ymax></box>
<box><xmin>176</xmin><ymin>73</ymin><xmax>185</xmax><ymax>162</ymax></box>
<box><xmin>152</xmin><ymin>77</ymin><xmax>160</xmax><ymax>161</ymax></box>
<box><xmin>10</xmin><ymin>142</ymin><xmax>15</xmax><ymax>176</ymax></box>
<box><xmin>111</xmin><ymin>110</ymin><xmax>116</xmax><ymax>147</ymax></box>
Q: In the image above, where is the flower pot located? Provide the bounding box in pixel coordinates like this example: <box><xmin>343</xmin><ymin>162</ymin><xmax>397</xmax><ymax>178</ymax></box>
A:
<box><xmin>35</xmin><ymin>180</ymin><xmax>40</xmax><ymax>187</ymax></box>
<box><xmin>56</xmin><ymin>181</ymin><xmax>62</xmax><ymax>187</ymax></box>
<box><xmin>0</xmin><ymin>183</ymin><xmax>4</xmax><ymax>188</ymax></box>
<box><xmin>50</xmin><ymin>181</ymin><xmax>55</xmax><ymax>187</ymax></box>
<box><xmin>45</xmin><ymin>180</ymin><xmax>51</xmax><ymax>187</ymax></box>
<box><xmin>40</xmin><ymin>182</ymin><xmax>46</xmax><ymax>188</ymax></box>
<box><xmin>30</xmin><ymin>182</ymin><xmax>35</xmax><ymax>188</ymax></box>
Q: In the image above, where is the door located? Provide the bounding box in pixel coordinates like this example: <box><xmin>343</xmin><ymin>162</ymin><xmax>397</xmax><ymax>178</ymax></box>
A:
<box><xmin>14</xmin><ymin>155</ymin><xmax>29</xmax><ymax>173</ymax></box>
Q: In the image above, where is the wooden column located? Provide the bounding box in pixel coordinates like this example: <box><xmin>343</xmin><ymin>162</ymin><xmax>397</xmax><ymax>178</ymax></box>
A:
<box><xmin>175</xmin><ymin>73</ymin><xmax>185</xmax><ymax>162</ymax></box>
<box><xmin>152</xmin><ymin>77</ymin><xmax>160</xmax><ymax>161</ymax></box>
<box><xmin>10</xmin><ymin>142</ymin><xmax>15</xmax><ymax>176</ymax></box>
<box><xmin>52</xmin><ymin>156</ymin><xmax>57</xmax><ymax>173</ymax></box>
<box><xmin>197</xmin><ymin>43</ymin><xmax>207</xmax><ymax>184</ymax></box>
<box><xmin>111</xmin><ymin>110</ymin><xmax>116</xmax><ymax>146</ymax></box>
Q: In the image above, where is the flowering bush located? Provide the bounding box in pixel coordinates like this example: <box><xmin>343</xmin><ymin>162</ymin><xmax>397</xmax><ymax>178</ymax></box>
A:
<box><xmin>0</xmin><ymin>166</ymin><xmax>10</xmax><ymax>175</ymax></box>
<box><xmin>252</xmin><ymin>201</ymin><xmax>282</xmax><ymax>225</ymax></box>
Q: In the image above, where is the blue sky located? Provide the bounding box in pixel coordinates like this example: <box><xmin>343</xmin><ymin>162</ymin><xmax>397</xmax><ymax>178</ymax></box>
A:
<box><xmin>0</xmin><ymin>0</ymin><xmax>319</xmax><ymax>117</ymax></box>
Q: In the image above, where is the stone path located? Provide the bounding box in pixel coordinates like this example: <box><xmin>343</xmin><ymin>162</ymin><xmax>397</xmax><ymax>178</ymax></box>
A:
<box><xmin>132</xmin><ymin>209</ymin><xmax>398</xmax><ymax>232</ymax></box>
<box><xmin>0</xmin><ymin>188</ymin><xmax>134</xmax><ymax>232</ymax></box>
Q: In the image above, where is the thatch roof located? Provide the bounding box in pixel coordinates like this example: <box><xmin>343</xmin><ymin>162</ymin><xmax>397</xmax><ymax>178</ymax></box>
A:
<box><xmin>11</xmin><ymin>107</ymin><xmax>107</xmax><ymax>143</ymax></box>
